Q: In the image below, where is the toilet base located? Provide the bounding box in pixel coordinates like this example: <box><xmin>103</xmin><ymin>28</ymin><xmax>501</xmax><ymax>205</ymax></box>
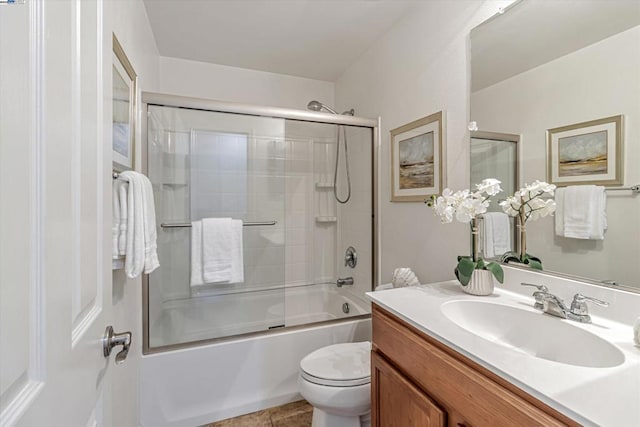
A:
<box><xmin>311</xmin><ymin>408</ymin><xmax>371</xmax><ymax>427</ymax></box>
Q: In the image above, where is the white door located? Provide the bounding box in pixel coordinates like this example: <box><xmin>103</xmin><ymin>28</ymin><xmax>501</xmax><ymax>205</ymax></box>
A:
<box><xmin>1</xmin><ymin>1</ymin><xmax>120</xmax><ymax>425</ymax></box>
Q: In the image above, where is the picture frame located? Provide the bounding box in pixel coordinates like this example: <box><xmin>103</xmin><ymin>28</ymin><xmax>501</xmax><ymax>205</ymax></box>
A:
<box><xmin>547</xmin><ymin>115</ymin><xmax>623</xmax><ymax>187</ymax></box>
<box><xmin>390</xmin><ymin>111</ymin><xmax>445</xmax><ymax>202</ymax></box>
<box><xmin>112</xmin><ymin>34</ymin><xmax>137</xmax><ymax>171</ymax></box>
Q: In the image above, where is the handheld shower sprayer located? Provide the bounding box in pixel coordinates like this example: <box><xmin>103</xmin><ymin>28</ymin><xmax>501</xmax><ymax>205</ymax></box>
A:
<box><xmin>306</xmin><ymin>100</ymin><xmax>354</xmax><ymax>203</ymax></box>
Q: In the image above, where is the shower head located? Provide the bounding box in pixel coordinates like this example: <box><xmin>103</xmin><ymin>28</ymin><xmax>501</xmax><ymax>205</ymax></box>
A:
<box><xmin>307</xmin><ymin>100</ymin><xmax>338</xmax><ymax>115</ymax></box>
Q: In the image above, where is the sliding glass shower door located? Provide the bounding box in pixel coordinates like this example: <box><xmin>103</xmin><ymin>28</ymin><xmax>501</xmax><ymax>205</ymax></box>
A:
<box><xmin>144</xmin><ymin>99</ymin><xmax>375</xmax><ymax>352</ymax></box>
<box><xmin>147</xmin><ymin>106</ymin><xmax>288</xmax><ymax>347</ymax></box>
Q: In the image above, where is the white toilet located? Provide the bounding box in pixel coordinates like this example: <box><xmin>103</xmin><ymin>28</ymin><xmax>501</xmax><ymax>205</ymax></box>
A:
<box><xmin>298</xmin><ymin>341</ymin><xmax>371</xmax><ymax>427</ymax></box>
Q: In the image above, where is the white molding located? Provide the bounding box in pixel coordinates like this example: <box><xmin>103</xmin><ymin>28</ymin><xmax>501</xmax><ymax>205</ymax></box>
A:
<box><xmin>70</xmin><ymin>0</ymin><xmax>82</xmax><ymax>324</ymax></box>
<box><xmin>0</xmin><ymin>381</ymin><xmax>44</xmax><ymax>427</ymax></box>
<box><xmin>70</xmin><ymin>0</ymin><xmax>104</xmax><ymax>338</ymax></box>
<box><xmin>71</xmin><ymin>305</ymin><xmax>103</xmax><ymax>347</ymax></box>
<box><xmin>95</xmin><ymin>0</ymin><xmax>104</xmax><ymax>317</ymax></box>
<box><xmin>0</xmin><ymin>0</ymin><xmax>46</xmax><ymax>424</ymax></box>
<box><xmin>29</xmin><ymin>0</ymin><xmax>45</xmax><ymax>384</ymax></box>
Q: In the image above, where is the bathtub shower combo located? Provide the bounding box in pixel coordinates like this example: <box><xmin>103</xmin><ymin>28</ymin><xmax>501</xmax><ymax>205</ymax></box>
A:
<box><xmin>139</xmin><ymin>93</ymin><xmax>378</xmax><ymax>427</ymax></box>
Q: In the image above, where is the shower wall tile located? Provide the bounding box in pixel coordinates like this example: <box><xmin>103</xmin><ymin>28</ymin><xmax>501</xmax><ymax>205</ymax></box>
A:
<box><xmin>285</xmin><ymin>263</ymin><xmax>310</xmax><ymax>285</ymax></box>
<box><xmin>152</xmin><ymin>119</ymin><xmax>374</xmax><ymax>305</ymax></box>
<box><xmin>285</xmin><ymin>228</ymin><xmax>307</xmax><ymax>246</ymax></box>
<box><xmin>285</xmin><ymin>212</ymin><xmax>307</xmax><ymax>229</ymax></box>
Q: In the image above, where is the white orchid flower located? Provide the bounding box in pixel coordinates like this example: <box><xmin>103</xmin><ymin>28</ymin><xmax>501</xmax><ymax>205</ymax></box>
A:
<box><xmin>476</xmin><ymin>178</ymin><xmax>502</xmax><ymax>196</ymax></box>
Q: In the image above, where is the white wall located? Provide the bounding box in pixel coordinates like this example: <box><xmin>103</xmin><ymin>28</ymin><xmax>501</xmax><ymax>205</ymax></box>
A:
<box><xmin>159</xmin><ymin>56</ymin><xmax>335</xmax><ymax>110</ymax></box>
<box><xmin>335</xmin><ymin>0</ymin><xmax>514</xmax><ymax>285</ymax></box>
<box><xmin>471</xmin><ymin>26</ymin><xmax>640</xmax><ymax>288</ymax></box>
<box><xmin>105</xmin><ymin>1</ymin><xmax>160</xmax><ymax>426</ymax></box>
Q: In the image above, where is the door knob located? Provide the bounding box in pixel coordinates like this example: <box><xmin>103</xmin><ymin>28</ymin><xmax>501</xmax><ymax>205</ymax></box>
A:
<box><xmin>103</xmin><ymin>326</ymin><xmax>131</xmax><ymax>364</ymax></box>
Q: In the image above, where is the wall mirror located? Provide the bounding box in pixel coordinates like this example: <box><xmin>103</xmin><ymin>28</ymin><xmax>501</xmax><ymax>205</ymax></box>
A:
<box><xmin>470</xmin><ymin>0</ymin><xmax>640</xmax><ymax>292</ymax></box>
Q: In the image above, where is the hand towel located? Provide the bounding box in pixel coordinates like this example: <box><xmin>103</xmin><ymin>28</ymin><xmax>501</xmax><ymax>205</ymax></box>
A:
<box><xmin>118</xmin><ymin>179</ymin><xmax>128</xmax><ymax>256</ymax></box>
<box><xmin>202</xmin><ymin>218</ymin><xmax>233</xmax><ymax>283</ymax></box>
<box><xmin>121</xmin><ymin>171</ymin><xmax>160</xmax><ymax>278</ymax></box>
<box><xmin>482</xmin><ymin>212</ymin><xmax>511</xmax><ymax>258</ymax></box>
<box><xmin>141</xmin><ymin>175</ymin><xmax>160</xmax><ymax>274</ymax></box>
<box><xmin>554</xmin><ymin>188</ymin><xmax>565</xmax><ymax>237</ymax></box>
<box><xmin>562</xmin><ymin>185</ymin><xmax>607</xmax><ymax>240</ymax></box>
<box><xmin>112</xmin><ymin>179</ymin><xmax>122</xmax><ymax>259</ymax></box>
<box><xmin>190</xmin><ymin>220</ymin><xmax>205</xmax><ymax>287</ymax></box>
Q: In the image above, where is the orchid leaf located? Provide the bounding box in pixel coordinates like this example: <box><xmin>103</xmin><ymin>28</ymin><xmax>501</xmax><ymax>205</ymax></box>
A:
<box><xmin>526</xmin><ymin>259</ymin><xmax>543</xmax><ymax>270</ymax></box>
<box><xmin>456</xmin><ymin>257</ymin><xmax>475</xmax><ymax>286</ymax></box>
<box><xmin>486</xmin><ymin>262</ymin><xmax>504</xmax><ymax>283</ymax></box>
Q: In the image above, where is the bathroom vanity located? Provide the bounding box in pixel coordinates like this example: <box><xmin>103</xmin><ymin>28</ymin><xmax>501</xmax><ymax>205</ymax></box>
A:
<box><xmin>367</xmin><ymin>276</ymin><xmax>640</xmax><ymax>427</ymax></box>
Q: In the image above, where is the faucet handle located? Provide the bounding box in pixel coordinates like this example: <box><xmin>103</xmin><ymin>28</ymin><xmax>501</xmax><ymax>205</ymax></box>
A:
<box><xmin>570</xmin><ymin>293</ymin><xmax>609</xmax><ymax>317</ymax></box>
<box><xmin>520</xmin><ymin>282</ymin><xmax>549</xmax><ymax>293</ymax></box>
<box><xmin>521</xmin><ymin>283</ymin><xmax>549</xmax><ymax>311</ymax></box>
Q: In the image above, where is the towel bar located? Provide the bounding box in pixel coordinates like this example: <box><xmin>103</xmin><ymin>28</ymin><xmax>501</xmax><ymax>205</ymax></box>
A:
<box><xmin>160</xmin><ymin>221</ymin><xmax>277</xmax><ymax>228</ymax></box>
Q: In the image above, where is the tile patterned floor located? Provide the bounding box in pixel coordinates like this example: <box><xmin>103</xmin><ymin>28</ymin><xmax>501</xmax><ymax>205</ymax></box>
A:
<box><xmin>204</xmin><ymin>400</ymin><xmax>313</xmax><ymax>427</ymax></box>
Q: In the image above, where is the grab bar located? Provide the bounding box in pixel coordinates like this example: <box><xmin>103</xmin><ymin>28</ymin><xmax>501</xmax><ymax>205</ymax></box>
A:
<box><xmin>161</xmin><ymin>221</ymin><xmax>277</xmax><ymax>228</ymax></box>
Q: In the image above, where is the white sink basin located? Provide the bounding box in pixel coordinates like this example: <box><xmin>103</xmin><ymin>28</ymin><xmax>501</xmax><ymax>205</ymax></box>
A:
<box><xmin>441</xmin><ymin>300</ymin><xmax>625</xmax><ymax>368</ymax></box>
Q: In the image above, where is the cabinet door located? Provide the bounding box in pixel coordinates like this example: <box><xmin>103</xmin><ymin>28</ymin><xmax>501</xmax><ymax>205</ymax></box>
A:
<box><xmin>372</xmin><ymin>351</ymin><xmax>446</xmax><ymax>427</ymax></box>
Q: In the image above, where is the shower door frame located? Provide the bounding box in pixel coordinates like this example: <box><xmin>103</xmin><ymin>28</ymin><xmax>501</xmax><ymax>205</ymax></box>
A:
<box><xmin>140</xmin><ymin>92</ymin><xmax>380</xmax><ymax>355</ymax></box>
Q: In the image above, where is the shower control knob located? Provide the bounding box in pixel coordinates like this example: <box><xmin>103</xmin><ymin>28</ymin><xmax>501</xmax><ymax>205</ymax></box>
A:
<box><xmin>345</xmin><ymin>246</ymin><xmax>357</xmax><ymax>268</ymax></box>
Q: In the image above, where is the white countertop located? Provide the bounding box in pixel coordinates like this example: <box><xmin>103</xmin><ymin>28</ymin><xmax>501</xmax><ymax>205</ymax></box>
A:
<box><xmin>367</xmin><ymin>281</ymin><xmax>640</xmax><ymax>427</ymax></box>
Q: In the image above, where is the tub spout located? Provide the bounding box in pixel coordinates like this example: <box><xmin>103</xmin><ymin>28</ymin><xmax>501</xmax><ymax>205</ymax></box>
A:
<box><xmin>337</xmin><ymin>277</ymin><xmax>354</xmax><ymax>287</ymax></box>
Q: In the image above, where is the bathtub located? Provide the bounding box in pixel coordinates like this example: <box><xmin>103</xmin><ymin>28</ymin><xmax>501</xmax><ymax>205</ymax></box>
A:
<box><xmin>140</xmin><ymin>284</ymin><xmax>372</xmax><ymax>427</ymax></box>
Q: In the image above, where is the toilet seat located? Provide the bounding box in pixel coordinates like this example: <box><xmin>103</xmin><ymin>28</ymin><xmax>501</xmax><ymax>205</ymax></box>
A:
<box><xmin>300</xmin><ymin>342</ymin><xmax>371</xmax><ymax>387</ymax></box>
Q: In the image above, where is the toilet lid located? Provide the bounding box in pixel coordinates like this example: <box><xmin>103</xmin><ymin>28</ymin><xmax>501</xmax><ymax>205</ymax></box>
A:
<box><xmin>300</xmin><ymin>342</ymin><xmax>371</xmax><ymax>387</ymax></box>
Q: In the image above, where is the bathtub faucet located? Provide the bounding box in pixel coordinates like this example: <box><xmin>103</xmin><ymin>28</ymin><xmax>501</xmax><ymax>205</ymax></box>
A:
<box><xmin>337</xmin><ymin>277</ymin><xmax>354</xmax><ymax>287</ymax></box>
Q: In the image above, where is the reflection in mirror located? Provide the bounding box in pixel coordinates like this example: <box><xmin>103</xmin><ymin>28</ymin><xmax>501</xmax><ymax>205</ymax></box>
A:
<box><xmin>470</xmin><ymin>0</ymin><xmax>640</xmax><ymax>291</ymax></box>
<box><xmin>470</xmin><ymin>132</ymin><xmax>518</xmax><ymax>260</ymax></box>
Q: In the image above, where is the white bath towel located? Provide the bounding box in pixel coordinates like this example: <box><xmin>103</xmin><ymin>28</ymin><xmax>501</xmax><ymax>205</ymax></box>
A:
<box><xmin>190</xmin><ymin>220</ymin><xmax>205</xmax><ymax>287</ymax></box>
<box><xmin>482</xmin><ymin>212</ymin><xmax>511</xmax><ymax>258</ymax></box>
<box><xmin>202</xmin><ymin>218</ymin><xmax>233</xmax><ymax>283</ymax></box>
<box><xmin>112</xmin><ymin>179</ymin><xmax>125</xmax><ymax>270</ymax></box>
<box><xmin>112</xmin><ymin>179</ymin><xmax>122</xmax><ymax>259</ymax></box>
<box><xmin>190</xmin><ymin>218</ymin><xmax>244</xmax><ymax>286</ymax></box>
<box><xmin>558</xmin><ymin>185</ymin><xmax>607</xmax><ymax>240</ymax></box>
<box><xmin>554</xmin><ymin>188</ymin><xmax>565</xmax><ymax>237</ymax></box>
<box><xmin>141</xmin><ymin>175</ymin><xmax>160</xmax><ymax>274</ymax></box>
<box><xmin>229</xmin><ymin>219</ymin><xmax>244</xmax><ymax>284</ymax></box>
<box><xmin>118</xmin><ymin>179</ymin><xmax>128</xmax><ymax>256</ymax></box>
<box><xmin>121</xmin><ymin>171</ymin><xmax>160</xmax><ymax>278</ymax></box>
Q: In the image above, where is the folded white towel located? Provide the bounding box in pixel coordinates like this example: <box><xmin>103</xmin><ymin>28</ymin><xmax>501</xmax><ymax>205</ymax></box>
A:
<box><xmin>229</xmin><ymin>219</ymin><xmax>244</xmax><ymax>284</ymax></box>
<box><xmin>202</xmin><ymin>218</ymin><xmax>233</xmax><ymax>283</ymax></box>
<box><xmin>482</xmin><ymin>212</ymin><xmax>511</xmax><ymax>258</ymax></box>
<box><xmin>560</xmin><ymin>185</ymin><xmax>607</xmax><ymax>240</ymax></box>
<box><xmin>118</xmin><ymin>179</ymin><xmax>128</xmax><ymax>256</ymax></box>
<box><xmin>121</xmin><ymin>171</ymin><xmax>160</xmax><ymax>278</ymax></box>
<box><xmin>190</xmin><ymin>220</ymin><xmax>205</xmax><ymax>287</ymax></box>
<box><xmin>112</xmin><ymin>179</ymin><xmax>122</xmax><ymax>259</ymax></box>
<box><xmin>190</xmin><ymin>218</ymin><xmax>244</xmax><ymax>287</ymax></box>
<box><xmin>141</xmin><ymin>175</ymin><xmax>160</xmax><ymax>274</ymax></box>
<box><xmin>554</xmin><ymin>188</ymin><xmax>565</xmax><ymax>237</ymax></box>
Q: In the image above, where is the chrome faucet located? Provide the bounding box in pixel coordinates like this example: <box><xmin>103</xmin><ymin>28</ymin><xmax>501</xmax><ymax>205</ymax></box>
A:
<box><xmin>337</xmin><ymin>277</ymin><xmax>354</xmax><ymax>287</ymax></box>
<box><xmin>520</xmin><ymin>283</ymin><xmax>609</xmax><ymax>323</ymax></box>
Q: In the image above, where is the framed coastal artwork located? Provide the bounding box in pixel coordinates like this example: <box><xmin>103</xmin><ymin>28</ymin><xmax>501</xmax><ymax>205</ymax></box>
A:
<box><xmin>390</xmin><ymin>111</ymin><xmax>445</xmax><ymax>202</ymax></box>
<box><xmin>112</xmin><ymin>34</ymin><xmax>137</xmax><ymax>171</ymax></box>
<box><xmin>547</xmin><ymin>115</ymin><xmax>623</xmax><ymax>187</ymax></box>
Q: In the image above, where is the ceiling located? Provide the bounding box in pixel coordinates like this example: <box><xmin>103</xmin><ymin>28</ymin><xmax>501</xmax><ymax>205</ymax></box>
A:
<box><xmin>143</xmin><ymin>0</ymin><xmax>418</xmax><ymax>82</ymax></box>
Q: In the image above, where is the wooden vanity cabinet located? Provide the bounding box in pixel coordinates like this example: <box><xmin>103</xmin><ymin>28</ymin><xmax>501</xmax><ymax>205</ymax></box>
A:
<box><xmin>371</xmin><ymin>304</ymin><xmax>580</xmax><ymax>427</ymax></box>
